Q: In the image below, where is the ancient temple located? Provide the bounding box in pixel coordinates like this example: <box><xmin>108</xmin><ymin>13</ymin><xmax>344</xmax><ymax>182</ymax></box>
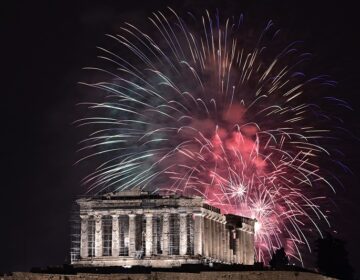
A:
<box><xmin>70</xmin><ymin>189</ymin><xmax>255</xmax><ymax>267</ymax></box>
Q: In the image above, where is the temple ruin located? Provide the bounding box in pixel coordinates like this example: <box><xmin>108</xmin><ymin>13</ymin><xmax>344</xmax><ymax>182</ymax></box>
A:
<box><xmin>70</xmin><ymin>189</ymin><xmax>255</xmax><ymax>268</ymax></box>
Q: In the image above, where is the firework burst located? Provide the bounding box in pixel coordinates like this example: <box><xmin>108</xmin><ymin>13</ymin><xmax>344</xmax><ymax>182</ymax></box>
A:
<box><xmin>76</xmin><ymin>9</ymin><xmax>347</xmax><ymax>265</ymax></box>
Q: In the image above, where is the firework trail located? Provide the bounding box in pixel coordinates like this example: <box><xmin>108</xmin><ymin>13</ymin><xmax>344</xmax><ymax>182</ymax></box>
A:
<box><xmin>76</xmin><ymin>9</ymin><xmax>348</xmax><ymax>264</ymax></box>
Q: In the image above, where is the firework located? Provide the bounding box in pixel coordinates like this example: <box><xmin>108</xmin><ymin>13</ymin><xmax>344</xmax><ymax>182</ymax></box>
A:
<box><xmin>76</xmin><ymin>9</ymin><xmax>346</xmax><ymax>265</ymax></box>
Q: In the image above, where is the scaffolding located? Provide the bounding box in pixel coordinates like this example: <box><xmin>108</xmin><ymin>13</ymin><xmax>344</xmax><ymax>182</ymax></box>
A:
<box><xmin>69</xmin><ymin>204</ymin><xmax>80</xmax><ymax>262</ymax></box>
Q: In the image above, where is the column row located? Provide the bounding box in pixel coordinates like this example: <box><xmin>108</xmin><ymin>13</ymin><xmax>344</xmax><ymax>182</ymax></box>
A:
<box><xmin>80</xmin><ymin>213</ymin><xmax>197</xmax><ymax>258</ymax></box>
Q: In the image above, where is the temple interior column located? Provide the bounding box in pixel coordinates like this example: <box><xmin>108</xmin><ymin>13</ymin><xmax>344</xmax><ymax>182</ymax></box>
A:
<box><xmin>94</xmin><ymin>214</ymin><xmax>103</xmax><ymax>257</ymax></box>
<box><xmin>179</xmin><ymin>213</ymin><xmax>188</xmax><ymax>255</ymax></box>
<box><xmin>193</xmin><ymin>213</ymin><xmax>203</xmax><ymax>255</ymax></box>
<box><xmin>145</xmin><ymin>213</ymin><xmax>153</xmax><ymax>257</ymax></box>
<box><xmin>128</xmin><ymin>214</ymin><xmax>136</xmax><ymax>257</ymax></box>
<box><xmin>80</xmin><ymin>215</ymin><xmax>88</xmax><ymax>258</ymax></box>
<box><xmin>162</xmin><ymin>213</ymin><xmax>169</xmax><ymax>255</ymax></box>
<box><xmin>111</xmin><ymin>214</ymin><xmax>119</xmax><ymax>257</ymax></box>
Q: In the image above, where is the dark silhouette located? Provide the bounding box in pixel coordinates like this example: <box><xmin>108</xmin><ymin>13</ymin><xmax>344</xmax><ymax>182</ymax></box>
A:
<box><xmin>269</xmin><ymin>247</ymin><xmax>289</xmax><ymax>269</ymax></box>
<box><xmin>316</xmin><ymin>233</ymin><xmax>354</xmax><ymax>280</ymax></box>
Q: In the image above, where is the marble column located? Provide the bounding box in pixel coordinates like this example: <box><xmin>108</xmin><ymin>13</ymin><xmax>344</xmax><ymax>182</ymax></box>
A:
<box><xmin>162</xmin><ymin>213</ymin><xmax>169</xmax><ymax>255</ymax></box>
<box><xmin>214</xmin><ymin>219</ymin><xmax>219</xmax><ymax>259</ymax></box>
<box><xmin>208</xmin><ymin>217</ymin><xmax>213</xmax><ymax>257</ymax></box>
<box><xmin>226</xmin><ymin>229</ymin><xmax>231</xmax><ymax>263</ymax></box>
<box><xmin>179</xmin><ymin>213</ymin><xmax>188</xmax><ymax>255</ymax></box>
<box><xmin>212</xmin><ymin>218</ymin><xmax>217</xmax><ymax>258</ymax></box>
<box><xmin>235</xmin><ymin>227</ymin><xmax>242</xmax><ymax>264</ymax></box>
<box><xmin>240</xmin><ymin>228</ymin><xmax>245</xmax><ymax>264</ymax></box>
<box><xmin>145</xmin><ymin>213</ymin><xmax>153</xmax><ymax>257</ymax></box>
<box><xmin>218</xmin><ymin>220</ymin><xmax>222</xmax><ymax>260</ymax></box>
<box><xmin>221</xmin><ymin>221</ymin><xmax>226</xmax><ymax>261</ymax></box>
<box><xmin>128</xmin><ymin>214</ymin><xmax>136</xmax><ymax>257</ymax></box>
<box><xmin>249</xmin><ymin>230</ymin><xmax>255</xmax><ymax>264</ymax></box>
<box><xmin>204</xmin><ymin>217</ymin><xmax>209</xmax><ymax>257</ymax></box>
<box><xmin>80</xmin><ymin>215</ymin><xmax>88</xmax><ymax>258</ymax></box>
<box><xmin>94</xmin><ymin>214</ymin><xmax>103</xmax><ymax>257</ymax></box>
<box><xmin>111</xmin><ymin>214</ymin><xmax>119</xmax><ymax>257</ymax></box>
<box><xmin>193</xmin><ymin>213</ymin><xmax>203</xmax><ymax>255</ymax></box>
<box><xmin>243</xmin><ymin>230</ymin><xmax>249</xmax><ymax>264</ymax></box>
<box><xmin>201</xmin><ymin>213</ymin><xmax>205</xmax><ymax>256</ymax></box>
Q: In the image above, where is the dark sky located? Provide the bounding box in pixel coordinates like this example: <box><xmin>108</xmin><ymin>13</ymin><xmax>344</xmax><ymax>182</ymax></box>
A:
<box><xmin>3</xmin><ymin>0</ymin><xmax>360</xmax><ymax>276</ymax></box>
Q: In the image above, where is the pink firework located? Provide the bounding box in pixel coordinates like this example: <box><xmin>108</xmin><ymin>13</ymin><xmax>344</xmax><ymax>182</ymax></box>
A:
<box><xmin>76</xmin><ymin>9</ymin><xmax>346</xmax><ymax>265</ymax></box>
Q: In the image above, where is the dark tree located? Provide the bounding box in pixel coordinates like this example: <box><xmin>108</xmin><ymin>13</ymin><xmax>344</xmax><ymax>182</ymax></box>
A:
<box><xmin>269</xmin><ymin>247</ymin><xmax>289</xmax><ymax>269</ymax></box>
<box><xmin>316</xmin><ymin>233</ymin><xmax>354</xmax><ymax>280</ymax></box>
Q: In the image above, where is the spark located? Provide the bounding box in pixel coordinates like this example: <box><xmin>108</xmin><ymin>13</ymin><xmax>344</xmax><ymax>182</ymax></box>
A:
<box><xmin>76</xmin><ymin>9</ymin><xmax>349</xmax><ymax>265</ymax></box>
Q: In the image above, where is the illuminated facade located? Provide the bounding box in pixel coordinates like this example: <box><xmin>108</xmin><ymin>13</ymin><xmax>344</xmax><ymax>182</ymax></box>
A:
<box><xmin>70</xmin><ymin>190</ymin><xmax>255</xmax><ymax>268</ymax></box>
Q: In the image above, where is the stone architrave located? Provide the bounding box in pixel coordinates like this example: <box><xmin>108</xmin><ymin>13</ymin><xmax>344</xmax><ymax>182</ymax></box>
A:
<box><xmin>80</xmin><ymin>215</ymin><xmax>88</xmax><ymax>258</ymax></box>
<box><xmin>111</xmin><ymin>214</ymin><xmax>119</xmax><ymax>257</ymax></box>
<box><xmin>179</xmin><ymin>213</ymin><xmax>188</xmax><ymax>255</ymax></box>
<box><xmin>128</xmin><ymin>214</ymin><xmax>136</xmax><ymax>257</ymax></box>
<box><xmin>145</xmin><ymin>213</ymin><xmax>153</xmax><ymax>257</ymax></box>
<box><xmin>94</xmin><ymin>214</ymin><xmax>103</xmax><ymax>257</ymax></box>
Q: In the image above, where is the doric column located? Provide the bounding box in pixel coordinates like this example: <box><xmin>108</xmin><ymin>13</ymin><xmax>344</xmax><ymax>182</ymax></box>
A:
<box><xmin>179</xmin><ymin>213</ymin><xmax>188</xmax><ymax>255</ymax></box>
<box><xmin>226</xmin><ymin>229</ymin><xmax>231</xmax><ymax>263</ymax></box>
<box><xmin>94</xmin><ymin>214</ymin><xmax>103</xmax><ymax>257</ymax></box>
<box><xmin>162</xmin><ymin>213</ymin><xmax>170</xmax><ymax>255</ymax></box>
<box><xmin>145</xmin><ymin>213</ymin><xmax>153</xmax><ymax>257</ymax></box>
<box><xmin>111</xmin><ymin>214</ymin><xmax>119</xmax><ymax>257</ymax></box>
<box><xmin>204</xmin><ymin>217</ymin><xmax>210</xmax><ymax>257</ymax></box>
<box><xmin>212</xmin><ymin>218</ymin><xmax>218</xmax><ymax>258</ymax></box>
<box><xmin>128</xmin><ymin>214</ymin><xmax>136</xmax><ymax>257</ymax></box>
<box><xmin>240</xmin><ymin>228</ymin><xmax>246</xmax><ymax>264</ymax></box>
<box><xmin>220</xmin><ymin>221</ymin><xmax>226</xmax><ymax>261</ymax></box>
<box><xmin>80</xmin><ymin>215</ymin><xmax>88</xmax><ymax>258</ymax></box>
<box><xmin>208</xmin><ymin>216</ymin><xmax>213</xmax><ymax>257</ymax></box>
<box><xmin>217</xmin><ymin>219</ymin><xmax>222</xmax><ymax>260</ymax></box>
<box><xmin>201</xmin><ymin>213</ymin><xmax>205</xmax><ymax>256</ymax></box>
<box><xmin>235</xmin><ymin>227</ymin><xmax>242</xmax><ymax>264</ymax></box>
<box><xmin>248</xmin><ymin>230</ymin><xmax>255</xmax><ymax>265</ymax></box>
<box><xmin>213</xmin><ymin>218</ymin><xmax>219</xmax><ymax>259</ymax></box>
<box><xmin>243</xmin><ymin>230</ymin><xmax>249</xmax><ymax>264</ymax></box>
<box><xmin>193</xmin><ymin>213</ymin><xmax>203</xmax><ymax>255</ymax></box>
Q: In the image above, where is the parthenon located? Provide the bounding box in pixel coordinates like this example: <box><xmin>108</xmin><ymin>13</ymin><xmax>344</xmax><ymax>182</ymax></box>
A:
<box><xmin>70</xmin><ymin>189</ymin><xmax>255</xmax><ymax>267</ymax></box>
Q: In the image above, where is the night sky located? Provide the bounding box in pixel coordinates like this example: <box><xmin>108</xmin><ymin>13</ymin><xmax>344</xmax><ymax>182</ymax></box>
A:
<box><xmin>3</xmin><ymin>0</ymin><xmax>360</xmax><ymax>276</ymax></box>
